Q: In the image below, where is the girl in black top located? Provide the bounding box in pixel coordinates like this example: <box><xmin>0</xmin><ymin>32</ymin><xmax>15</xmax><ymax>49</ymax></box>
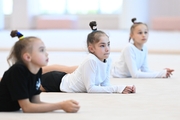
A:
<box><xmin>0</xmin><ymin>30</ymin><xmax>80</xmax><ymax>113</ymax></box>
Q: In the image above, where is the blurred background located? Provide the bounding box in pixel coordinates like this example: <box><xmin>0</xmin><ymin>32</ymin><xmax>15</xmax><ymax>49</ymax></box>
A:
<box><xmin>0</xmin><ymin>0</ymin><xmax>180</xmax><ymax>76</ymax></box>
<box><xmin>1</xmin><ymin>0</ymin><xmax>180</xmax><ymax>30</ymax></box>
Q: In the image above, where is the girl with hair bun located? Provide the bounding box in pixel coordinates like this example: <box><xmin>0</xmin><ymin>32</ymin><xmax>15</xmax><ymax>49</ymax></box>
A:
<box><xmin>0</xmin><ymin>30</ymin><xmax>80</xmax><ymax>113</ymax></box>
<box><xmin>111</xmin><ymin>18</ymin><xmax>174</xmax><ymax>78</ymax></box>
<box><xmin>40</xmin><ymin>21</ymin><xmax>135</xmax><ymax>94</ymax></box>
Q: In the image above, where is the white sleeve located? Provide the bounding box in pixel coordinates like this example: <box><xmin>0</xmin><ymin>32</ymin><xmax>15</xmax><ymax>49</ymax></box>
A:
<box><xmin>124</xmin><ymin>47</ymin><xmax>167</xmax><ymax>78</ymax></box>
<box><xmin>101</xmin><ymin>59</ymin><xmax>111</xmax><ymax>86</ymax></box>
<box><xmin>82</xmin><ymin>59</ymin><xmax>126</xmax><ymax>93</ymax></box>
<box><xmin>140</xmin><ymin>50</ymin><xmax>151</xmax><ymax>72</ymax></box>
<box><xmin>100</xmin><ymin>76</ymin><xmax>110</xmax><ymax>86</ymax></box>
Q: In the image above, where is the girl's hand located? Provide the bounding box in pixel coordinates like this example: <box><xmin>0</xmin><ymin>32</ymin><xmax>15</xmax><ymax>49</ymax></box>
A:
<box><xmin>165</xmin><ymin>68</ymin><xmax>174</xmax><ymax>78</ymax></box>
<box><xmin>61</xmin><ymin>100</ymin><xmax>80</xmax><ymax>113</ymax></box>
<box><xmin>122</xmin><ymin>85</ymin><xmax>136</xmax><ymax>94</ymax></box>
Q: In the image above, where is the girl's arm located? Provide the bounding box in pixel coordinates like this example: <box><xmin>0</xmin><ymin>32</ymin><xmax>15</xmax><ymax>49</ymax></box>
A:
<box><xmin>141</xmin><ymin>48</ymin><xmax>174</xmax><ymax>77</ymax></box>
<box><xmin>124</xmin><ymin>47</ymin><xmax>167</xmax><ymax>78</ymax></box>
<box><xmin>140</xmin><ymin>49</ymin><xmax>151</xmax><ymax>72</ymax></box>
<box><xmin>42</xmin><ymin>64</ymin><xmax>78</xmax><ymax>74</ymax></box>
<box><xmin>82</xmin><ymin>60</ymin><xmax>129</xmax><ymax>93</ymax></box>
<box><xmin>18</xmin><ymin>95</ymin><xmax>80</xmax><ymax>113</ymax></box>
<box><xmin>140</xmin><ymin>51</ymin><xmax>174</xmax><ymax>78</ymax></box>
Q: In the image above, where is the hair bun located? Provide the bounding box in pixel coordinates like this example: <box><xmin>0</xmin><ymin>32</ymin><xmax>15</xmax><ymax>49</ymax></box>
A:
<box><xmin>131</xmin><ymin>18</ymin><xmax>137</xmax><ymax>24</ymax></box>
<box><xmin>10</xmin><ymin>30</ymin><xmax>24</xmax><ymax>39</ymax></box>
<box><xmin>89</xmin><ymin>21</ymin><xmax>97</xmax><ymax>31</ymax></box>
<box><xmin>10</xmin><ymin>30</ymin><xmax>18</xmax><ymax>38</ymax></box>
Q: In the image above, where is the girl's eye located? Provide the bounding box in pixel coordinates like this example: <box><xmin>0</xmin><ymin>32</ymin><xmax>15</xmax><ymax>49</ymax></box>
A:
<box><xmin>100</xmin><ymin>45</ymin><xmax>105</xmax><ymax>47</ymax></box>
<box><xmin>145</xmin><ymin>31</ymin><xmax>148</xmax><ymax>34</ymax></box>
<box><xmin>138</xmin><ymin>32</ymin><xmax>142</xmax><ymax>34</ymax></box>
<box><xmin>40</xmin><ymin>49</ymin><xmax>44</xmax><ymax>52</ymax></box>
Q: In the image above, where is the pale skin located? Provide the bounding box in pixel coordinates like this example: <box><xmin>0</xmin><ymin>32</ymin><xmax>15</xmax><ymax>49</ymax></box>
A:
<box><xmin>89</xmin><ymin>35</ymin><xmax>136</xmax><ymax>93</ymax></box>
<box><xmin>130</xmin><ymin>24</ymin><xmax>174</xmax><ymax>78</ymax></box>
<box><xmin>15</xmin><ymin>39</ymin><xmax>80</xmax><ymax>113</ymax></box>
<box><xmin>42</xmin><ymin>65</ymin><xmax>78</xmax><ymax>74</ymax></box>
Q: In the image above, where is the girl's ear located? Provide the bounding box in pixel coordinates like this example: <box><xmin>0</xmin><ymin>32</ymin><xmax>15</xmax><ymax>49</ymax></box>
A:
<box><xmin>22</xmin><ymin>53</ymin><xmax>32</xmax><ymax>62</ymax></box>
<box><xmin>88</xmin><ymin>45</ymin><xmax>94</xmax><ymax>53</ymax></box>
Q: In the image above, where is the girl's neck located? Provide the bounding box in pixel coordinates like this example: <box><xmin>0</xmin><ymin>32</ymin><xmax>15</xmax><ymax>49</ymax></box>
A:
<box><xmin>91</xmin><ymin>53</ymin><xmax>106</xmax><ymax>62</ymax></box>
<box><xmin>26</xmin><ymin>63</ymin><xmax>41</xmax><ymax>74</ymax></box>
<box><xmin>133</xmin><ymin>43</ymin><xmax>143</xmax><ymax>51</ymax></box>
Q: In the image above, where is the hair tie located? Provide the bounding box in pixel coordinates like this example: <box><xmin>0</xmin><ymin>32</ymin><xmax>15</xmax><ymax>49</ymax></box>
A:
<box><xmin>17</xmin><ymin>31</ymin><xmax>24</xmax><ymax>40</ymax></box>
<box><xmin>92</xmin><ymin>26</ymin><xmax>97</xmax><ymax>32</ymax></box>
<box><xmin>89</xmin><ymin>21</ymin><xmax>97</xmax><ymax>32</ymax></box>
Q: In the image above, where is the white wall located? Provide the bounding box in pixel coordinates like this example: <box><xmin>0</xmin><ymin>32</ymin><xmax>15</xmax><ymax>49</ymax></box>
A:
<box><xmin>77</xmin><ymin>15</ymin><xmax>120</xmax><ymax>29</ymax></box>
<box><xmin>120</xmin><ymin>0</ymin><xmax>149</xmax><ymax>29</ymax></box>
<box><xmin>11</xmin><ymin>0</ymin><xmax>40</xmax><ymax>29</ymax></box>
<box><xmin>149</xmin><ymin>0</ymin><xmax>180</xmax><ymax>28</ymax></box>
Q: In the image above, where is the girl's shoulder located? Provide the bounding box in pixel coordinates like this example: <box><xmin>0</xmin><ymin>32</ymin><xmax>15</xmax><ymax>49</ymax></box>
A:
<box><xmin>87</xmin><ymin>53</ymin><xmax>111</xmax><ymax>62</ymax></box>
<box><xmin>121</xmin><ymin>43</ymin><xmax>135</xmax><ymax>53</ymax></box>
<box><xmin>9</xmin><ymin>63</ymin><xmax>27</xmax><ymax>72</ymax></box>
<box><xmin>2</xmin><ymin>63</ymin><xmax>28</xmax><ymax>79</ymax></box>
<box><xmin>123</xmin><ymin>43</ymin><xmax>134</xmax><ymax>50</ymax></box>
<box><xmin>83</xmin><ymin>53</ymin><xmax>111</xmax><ymax>65</ymax></box>
<box><xmin>86</xmin><ymin>53</ymin><xmax>99</xmax><ymax>62</ymax></box>
<box><xmin>124</xmin><ymin>43</ymin><xmax>147</xmax><ymax>51</ymax></box>
<box><xmin>9</xmin><ymin>63</ymin><xmax>42</xmax><ymax>76</ymax></box>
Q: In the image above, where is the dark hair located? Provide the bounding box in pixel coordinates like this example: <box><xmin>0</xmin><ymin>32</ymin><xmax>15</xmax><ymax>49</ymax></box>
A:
<box><xmin>87</xmin><ymin>21</ymin><xmax>109</xmax><ymax>52</ymax></box>
<box><xmin>129</xmin><ymin>18</ymin><xmax>148</xmax><ymax>42</ymax></box>
<box><xmin>7</xmin><ymin>30</ymin><xmax>39</xmax><ymax>66</ymax></box>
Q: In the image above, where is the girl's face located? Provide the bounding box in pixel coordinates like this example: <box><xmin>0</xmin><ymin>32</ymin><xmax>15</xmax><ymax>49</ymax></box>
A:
<box><xmin>131</xmin><ymin>24</ymin><xmax>148</xmax><ymax>46</ymax></box>
<box><xmin>29</xmin><ymin>39</ymin><xmax>49</xmax><ymax>68</ymax></box>
<box><xmin>89</xmin><ymin>35</ymin><xmax>110</xmax><ymax>62</ymax></box>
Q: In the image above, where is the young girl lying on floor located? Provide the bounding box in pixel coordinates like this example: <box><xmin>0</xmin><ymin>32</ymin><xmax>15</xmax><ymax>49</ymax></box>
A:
<box><xmin>0</xmin><ymin>30</ymin><xmax>80</xmax><ymax>113</ymax></box>
<box><xmin>40</xmin><ymin>21</ymin><xmax>136</xmax><ymax>94</ymax></box>
<box><xmin>111</xmin><ymin>18</ymin><xmax>174</xmax><ymax>78</ymax></box>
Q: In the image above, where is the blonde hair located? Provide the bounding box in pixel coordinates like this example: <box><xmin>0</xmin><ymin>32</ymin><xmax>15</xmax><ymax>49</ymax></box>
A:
<box><xmin>7</xmin><ymin>30</ymin><xmax>39</xmax><ymax>66</ymax></box>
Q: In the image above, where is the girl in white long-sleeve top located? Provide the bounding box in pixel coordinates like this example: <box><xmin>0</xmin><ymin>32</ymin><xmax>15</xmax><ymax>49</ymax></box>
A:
<box><xmin>41</xmin><ymin>21</ymin><xmax>136</xmax><ymax>94</ymax></box>
<box><xmin>111</xmin><ymin>18</ymin><xmax>174</xmax><ymax>78</ymax></box>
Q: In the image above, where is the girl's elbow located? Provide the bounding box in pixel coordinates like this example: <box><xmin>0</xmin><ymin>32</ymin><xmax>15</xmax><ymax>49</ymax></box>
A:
<box><xmin>21</xmin><ymin>106</ymin><xmax>33</xmax><ymax>113</ymax></box>
<box><xmin>21</xmin><ymin>107</ymin><xmax>29</xmax><ymax>113</ymax></box>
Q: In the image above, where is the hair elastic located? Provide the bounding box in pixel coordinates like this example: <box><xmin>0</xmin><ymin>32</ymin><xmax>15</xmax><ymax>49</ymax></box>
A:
<box><xmin>17</xmin><ymin>31</ymin><xmax>24</xmax><ymax>40</ymax></box>
<box><xmin>92</xmin><ymin>26</ymin><xmax>97</xmax><ymax>32</ymax></box>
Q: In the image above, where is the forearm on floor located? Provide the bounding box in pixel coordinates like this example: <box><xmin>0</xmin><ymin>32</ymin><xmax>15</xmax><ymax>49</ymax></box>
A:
<box><xmin>22</xmin><ymin>102</ymin><xmax>64</xmax><ymax>113</ymax></box>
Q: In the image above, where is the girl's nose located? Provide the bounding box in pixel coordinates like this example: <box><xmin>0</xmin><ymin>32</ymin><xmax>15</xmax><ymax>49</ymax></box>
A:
<box><xmin>106</xmin><ymin>46</ymin><xmax>110</xmax><ymax>51</ymax></box>
<box><xmin>143</xmin><ymin>32</ymin><xmax>146</xmax><ymax>36</ymax></box>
